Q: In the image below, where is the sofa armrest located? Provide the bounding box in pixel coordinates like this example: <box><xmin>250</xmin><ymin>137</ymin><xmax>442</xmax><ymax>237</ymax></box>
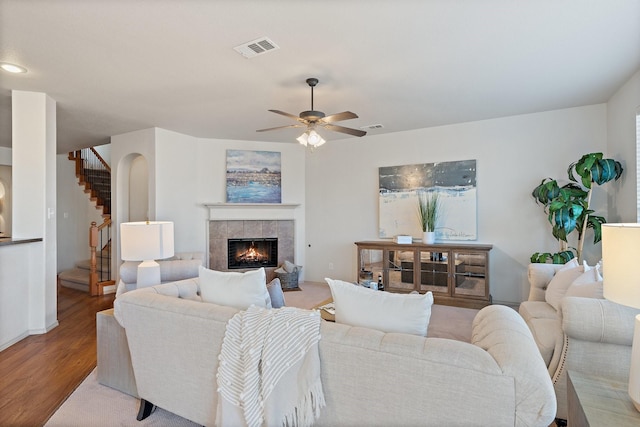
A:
<box><xmin>472</xmin><ymin>305</ymin><xmax>556</xmax><ymax>423</ymax></box>
<box><xmin>527</xmin><ymin>263</ymin><xmax>563</xmax><ymax>302</ymax></box>
<box><xmin>114</xmin><ymin>289</ymin><xmax>238</xmax><ymax>426</ymax></box>
<box><xmin>561</xmin><ymin>296</ymin><xmax>639</xmax><ymax>346</ymax></box>
<box><xmin>553</xmin><ymin>296</ymin><xmax>640</xmax><ymax>418</ymax></box>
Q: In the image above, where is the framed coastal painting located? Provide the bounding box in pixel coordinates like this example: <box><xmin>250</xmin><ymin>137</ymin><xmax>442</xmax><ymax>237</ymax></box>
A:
<box><xmin>226</xmin><ymin>150</ymin><xmax>282</xmax><ymax>203</ymax></box>
<box><xmin>378</xmin><ymin>159</ymin><xmax>477</xmax><ymax>240</ymax></box>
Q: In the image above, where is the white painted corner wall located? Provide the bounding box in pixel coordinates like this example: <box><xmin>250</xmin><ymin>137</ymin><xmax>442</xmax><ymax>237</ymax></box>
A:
<box><xmin>110</xmin><ymin>128</ymin><xmax>307</xmax><ymax>280</ymax></box>
<box><xmin>607</xmin><ymin>69</ymin><xmax>640</xmax><ymax>223</ymax></box>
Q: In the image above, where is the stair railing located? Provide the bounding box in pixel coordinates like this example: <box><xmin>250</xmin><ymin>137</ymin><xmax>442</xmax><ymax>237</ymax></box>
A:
<box><xmin>89</xmin><ymin>219</ymin><xmax>114</xmax><ymax>296</ymax></box>
<box><xmin>70</xmin><ymin>147</ymin><xmax>111</xmax><ymax>215</ymax></box>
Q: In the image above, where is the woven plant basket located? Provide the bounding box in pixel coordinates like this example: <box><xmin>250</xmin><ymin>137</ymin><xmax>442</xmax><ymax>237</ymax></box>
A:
<box><xmin>276</xmin><ymin>268</ymin><xmax>299</xmax><ymax>291</ymax></box>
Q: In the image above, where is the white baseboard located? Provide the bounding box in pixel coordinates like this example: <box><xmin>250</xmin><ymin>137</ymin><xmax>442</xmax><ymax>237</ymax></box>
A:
<box><xmin>0</xmin><ymin>331</ymin><xmax>29</xmax><ymax>352</ymax></box>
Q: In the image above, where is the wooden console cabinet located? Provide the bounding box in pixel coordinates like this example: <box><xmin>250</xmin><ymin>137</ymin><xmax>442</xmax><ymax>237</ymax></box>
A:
<box><xmin>355</xmin><ymin>241</ymin><xmax>492</xmax><ymax>309</ymax></box>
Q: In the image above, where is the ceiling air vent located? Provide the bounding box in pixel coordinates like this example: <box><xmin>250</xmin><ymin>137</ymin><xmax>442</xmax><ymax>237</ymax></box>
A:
<box><xmin>233</xmin><ymin>37</ymin><xmax>280</xmax><ymax>59</ymax></box>
<box><xmin>361</xmin><ymin>124</ymin><xmax>384</xmax><ymax>130</ymax></box>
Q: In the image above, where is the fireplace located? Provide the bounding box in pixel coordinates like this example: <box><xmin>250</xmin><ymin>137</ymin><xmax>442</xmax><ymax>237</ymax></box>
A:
<box><xmin>209</xmin><ymin>219</ymin><xmax>294</xmax><ymax>277</ymax></box>
<box><xmin>227</xmin><ymin>238</ymin><xmax>278</xmax><ymax>270</ymax></box>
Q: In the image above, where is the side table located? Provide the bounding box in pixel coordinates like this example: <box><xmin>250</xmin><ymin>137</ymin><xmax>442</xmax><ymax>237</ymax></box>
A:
<box><xmin>313</xmin><ymin>298</ymin><xmax>335</xmax><ymax>322</ymax></box>
<box><xmin>567</xmin><ymin>370</ymin><xmax>640</xmax><ymax>426</ymax></box>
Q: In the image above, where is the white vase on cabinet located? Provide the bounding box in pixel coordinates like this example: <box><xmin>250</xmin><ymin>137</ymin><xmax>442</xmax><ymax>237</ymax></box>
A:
<box><xmin>423</xmin><ymin>231</ymin><xmax>436</xmax><ymax>244</ymax></box>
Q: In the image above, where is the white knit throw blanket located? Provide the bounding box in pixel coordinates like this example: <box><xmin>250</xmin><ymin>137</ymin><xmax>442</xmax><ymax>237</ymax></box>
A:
<box><xmin>216</xmin><ymin>306</ymin><xmax>325</xmax><ymax>427</ymax></box>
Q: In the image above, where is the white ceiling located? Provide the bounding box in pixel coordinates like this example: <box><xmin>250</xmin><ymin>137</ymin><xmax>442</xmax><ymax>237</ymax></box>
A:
<box><xmin>1</xmin><ymin>0</ymin><xmax>639</xmax><ymax>154</ymax></box>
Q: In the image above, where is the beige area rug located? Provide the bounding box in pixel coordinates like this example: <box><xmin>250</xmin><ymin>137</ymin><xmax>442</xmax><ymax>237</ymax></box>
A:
<box><xmin>281</xmin><ymin>280</ymin><xmax>332</xmax><ymax>308</ymax></box>
<box><xmin>45</xmin><ymin>369</ymin><xmax>197</xmax><ymax>427</ymax></box>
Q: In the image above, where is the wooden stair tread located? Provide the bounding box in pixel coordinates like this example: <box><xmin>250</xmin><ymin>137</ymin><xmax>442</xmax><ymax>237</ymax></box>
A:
<box><xmin>58</xmin><ymin>268</ymin><xmax>90</xmax><ymax>286</ymax></box>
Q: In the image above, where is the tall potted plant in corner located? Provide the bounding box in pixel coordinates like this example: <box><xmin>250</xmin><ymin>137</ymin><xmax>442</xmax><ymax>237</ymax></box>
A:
<box><xmin>417</xmin><ymin>191</ymin><xmax>440</xmax><ymax>244</ymax></box>
<box><xmin>531</xmin><ymin>152</ymin><xmax>623</xmax><ymax>263</ymax></box>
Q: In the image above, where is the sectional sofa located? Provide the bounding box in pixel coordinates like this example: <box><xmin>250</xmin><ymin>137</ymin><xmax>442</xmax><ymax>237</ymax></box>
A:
<box><xmin>114</xmin><ymin>279</ymin><xmax>556</xmax><ymax>426</ymax></box>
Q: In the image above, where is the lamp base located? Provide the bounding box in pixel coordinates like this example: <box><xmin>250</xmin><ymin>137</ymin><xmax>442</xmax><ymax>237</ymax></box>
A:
<box><xmin>629</xmin><ymin>315</ymin><xmax>640</xmax><ymax>411</ymax></box>
<box><xmin>136</xmin><ymin>260</ymin><xmax>161</xmax><ymax>288</ymax></box>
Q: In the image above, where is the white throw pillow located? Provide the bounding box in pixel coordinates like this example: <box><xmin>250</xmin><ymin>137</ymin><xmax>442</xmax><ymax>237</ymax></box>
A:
<box><xmin>199</xmin><ymin>266</ymin><xmax>270</xmax><ymax>310</ymax></box>
<box><xmin>544</xmin><ymin>259</ymin><xmax>589</xmax><ymax>310</ymax></box>
<box><xmin>325</xmin><ymin>278</ymin><xmax>433</xmax><ymax>336</ymax></box>
<box><xmin>565</xmin><ymin>265</ymin><xmax>604</xmax><ymax>299</ymax></box>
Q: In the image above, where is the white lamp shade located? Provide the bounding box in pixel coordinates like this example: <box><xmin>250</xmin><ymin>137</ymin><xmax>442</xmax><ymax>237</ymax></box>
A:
<box><xmin>297</xmin><ymin>129</ymin><xmax>326</xmax><ymax>147</ymax></box>
<box><xmin>602</xmin><ymin>223</ymin><xmax>640</xmax><ymax>309</ymax></box>
<box><xmin>120</xmin><ymin>221</ymin><xmax>174</xmax><ymax>261</ymax></box>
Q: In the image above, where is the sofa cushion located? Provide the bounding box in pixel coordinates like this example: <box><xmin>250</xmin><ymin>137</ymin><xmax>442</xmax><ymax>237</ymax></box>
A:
<box><xmin>519</xmin><ymin>300</ymin><xmax>558</xmax><ymax>323</ymax></box>
<box><xmin>545</xmin><ymin>259</ymin><xmax>587</xmax><ymax>310</ymax></box>
<box><xmin>267</xmin><ymin>278</ymin><xmax>286</xmax><ymax>308</ymax></box>
<box><xmin>518</xmin><ymin>300</ymin><xmax>563</xmax><ymax>368</ymax></box>
<box><xmin>199</xmin><ymin>266</ymin><xmax>270</xmax><ymax>310</ymax></box>
<box><xmin>325</xmin><ymin>278</ymin><xmax>433</xmax><ymax>336</ymax></box>
<box><xmin>565</xmin><ymin>266</ymin><xmax>604</xmax><ymax>299</ymax></box>
<box><xmin>525</xmin><ymin>316</ymin><xmax>561</xmax><ymax>366</ymax></box>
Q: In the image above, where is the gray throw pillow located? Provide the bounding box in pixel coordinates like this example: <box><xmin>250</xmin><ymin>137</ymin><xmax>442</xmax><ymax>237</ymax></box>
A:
<box><xmin>267</xmin><ymin>278</ymin><xmax>286</xmax><ymax>308</ymax></box>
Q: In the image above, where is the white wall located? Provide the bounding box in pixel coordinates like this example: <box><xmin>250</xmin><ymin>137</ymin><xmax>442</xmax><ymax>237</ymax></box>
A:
<box><xmin>607</xmin><ymin>69</ymin><xmax>640</xmax><ymax>223</ymax></box>
<box><xmin>0</xmin><ymin>91</ymin><xmax>58</xmax><ymax>351</ymax></box>
<box><xmin>305</xmin><ymin>105</ymin><xmax>607</xmax><ymax>304</ymax></box>
<box><xmin>194</xmin><ymin>136</ymin><xmax>307</xmax><ymax>270</ymax></box>
<box><xmin>111</xmin><ymin>127</ymin><xmax>158</xmax><ymax>278</ymax></box>
<box><xmin>111</xmin><ymin>128</ymin><xmax>307</xmax><ymax>278</ymax></box>
<box><xmin>56</xmin><ymin>154</ymin><xmax>106</xmax><ymax>272</ymax></box>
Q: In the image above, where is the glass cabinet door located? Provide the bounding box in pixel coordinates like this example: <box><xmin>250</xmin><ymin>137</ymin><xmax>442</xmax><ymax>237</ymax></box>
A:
<box><xmin>386</xmin><ymin>249</ymin><xmax>415</xmax><ymax>292</ymax></box>
<box><xmin>417</xmin><ymin>250</ymin><xmax>449</xmax><ymax>295</ymax></box>
<box><xmin>452</xmin><ymin>251</ymin><xmax>488</xmax><ymax>298</ymax></box>
<box><xmin>358</xmin><ymin>248</ymin><xmax>384</xmax><ymax>285</ymax></box>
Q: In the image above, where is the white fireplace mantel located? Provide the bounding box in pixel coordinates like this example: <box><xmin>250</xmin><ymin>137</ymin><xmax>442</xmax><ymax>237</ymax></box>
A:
<box><xmin>204</xmin><ymin>203</ymin><xmax>301</xmax><ymax>221</ymax></box>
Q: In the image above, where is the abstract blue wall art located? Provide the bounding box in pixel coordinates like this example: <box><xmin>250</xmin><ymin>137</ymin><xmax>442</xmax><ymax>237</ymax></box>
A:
<box><xmin>226</xmin><ymin>150</ymin><xmax>282</xmax><ymax>203</ymax></box>
<box><xmin>378</xmin><ymin>159</ymin><xmax>477</xmax><ymax>240</ymax></box>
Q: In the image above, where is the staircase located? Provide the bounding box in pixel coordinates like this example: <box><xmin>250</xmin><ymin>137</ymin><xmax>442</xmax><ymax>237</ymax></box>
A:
<box><xmin>58</xmin><ymin>148</ymin><xmax>114</xmax><ymax>295</ymax></box>
<box><xmin>57</xmin><ymin>250</ymin><xmax>111</xmax><ymax>292</ymax></box>
<box><xmin>68</xmin><ymin>148</ymin><xmax>111</xmax><ymax>216</ymax></box>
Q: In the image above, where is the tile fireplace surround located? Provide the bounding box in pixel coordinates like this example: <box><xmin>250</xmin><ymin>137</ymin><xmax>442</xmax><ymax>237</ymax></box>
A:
<box><xmin>209</xmin><ymin>220</ymin><xmax>294</xmax><ymax>281</ymax></box>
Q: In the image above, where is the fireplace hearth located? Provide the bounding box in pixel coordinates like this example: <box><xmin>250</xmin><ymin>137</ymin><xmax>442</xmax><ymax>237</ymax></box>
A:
<box><xmin>227</xmin><ymin>238</ymin><xmax>278</xmax><ymax>269</ymax></box>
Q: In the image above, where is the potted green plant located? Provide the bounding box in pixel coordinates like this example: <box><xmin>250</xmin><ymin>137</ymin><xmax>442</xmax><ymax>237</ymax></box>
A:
<box><xmin>531</xmin><ymin>152</ymin><xmax>623</xmax><ymax>263</ymax></box>
<box><xmin>417</xmin><ymin>191</ymin><xmax>440</xmax><ymax>244</ymax></box>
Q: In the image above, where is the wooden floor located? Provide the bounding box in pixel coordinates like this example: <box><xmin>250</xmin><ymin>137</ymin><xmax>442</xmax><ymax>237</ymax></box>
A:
<box><xmin>0</xmin><ymin>286</ymin><xmax>115</xmax><ymax>427</ymax></box>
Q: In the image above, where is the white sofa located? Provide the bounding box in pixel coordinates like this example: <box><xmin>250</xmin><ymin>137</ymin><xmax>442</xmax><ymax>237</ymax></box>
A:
<box><xmin>96</xmin><ymin>252</ymin><xmax>204</xmax><ymax>396</ymax></box>
<box><xmin>519</xmin><ymin>263</ymin><xmax>640</xmax><ymax>421</ymax></box>
<box><xmin>114</xmin><ymin>279</ymin><xmax>556</xmax><ymax>426</ymax></box>
<box><xmin>117</xmin><ymin>251</ymin><xmax>204</xmax><ymax>294</ymax></box>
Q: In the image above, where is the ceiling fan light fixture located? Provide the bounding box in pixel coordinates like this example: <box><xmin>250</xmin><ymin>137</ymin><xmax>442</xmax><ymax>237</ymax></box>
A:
<box><xmin>296</xmin><ymin>132</ymin><xmax>309</xmax><ymax>146</ymax></box>
<box><xmin>297</xmin><ymin>129</ymin><xmax>326</xmax><ymax>148</ymax></box>
<box><xmin>307</xmin><ymin>129</ymin><xmax>325</xmax><ymax>147</ymax></box>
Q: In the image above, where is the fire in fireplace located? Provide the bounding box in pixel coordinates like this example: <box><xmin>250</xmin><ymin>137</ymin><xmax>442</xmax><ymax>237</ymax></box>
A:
<box><xmin>227</xmin><ymin>238</ymin><xmax>278</xmax><ymax>269</ymax></box>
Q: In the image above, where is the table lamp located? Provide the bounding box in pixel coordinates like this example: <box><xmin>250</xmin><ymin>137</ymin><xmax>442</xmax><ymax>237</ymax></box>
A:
<box><xmin>602</xmin><ymin>223</ymin><xmax>640</xmax><ymax>411</ymax></box>
<box><xmin>120</xmin><ymin>221</ymin><xmax>174</xmax><ymax>287</ymax></box>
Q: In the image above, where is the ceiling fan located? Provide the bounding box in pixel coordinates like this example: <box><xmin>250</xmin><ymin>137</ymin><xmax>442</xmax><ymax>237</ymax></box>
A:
<box><xmin>257</xmin><ymin>78</ymin><xmax>366</xmax><ymax>148</ymax></box>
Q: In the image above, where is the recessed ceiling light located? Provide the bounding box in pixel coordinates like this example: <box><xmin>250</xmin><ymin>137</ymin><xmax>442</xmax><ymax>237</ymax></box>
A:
<box><xmin>0</xmin><ymin>62</ymin><xmax>27</xmax><ymax>73</ymax></box>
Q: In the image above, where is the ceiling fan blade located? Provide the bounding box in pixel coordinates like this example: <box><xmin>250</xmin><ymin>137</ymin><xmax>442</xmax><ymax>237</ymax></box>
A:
<box><xmin>268</xmin><ymin>109</ymin><xmax>304</xmax><ymax>122</ymax></box>
<box><xmin>323</xmin><ymin>123</ymin><xmax>367</xmax><ymax>137</ymax></box>
<box><xmin>321</xmin><ymin>111</ymin><xmax>359</xmax><ymax>123</ymax></box>
<box><xmin>256</xmin><ymin>124</ymin><xmax>304</xmax><ymax>132</ymax></box>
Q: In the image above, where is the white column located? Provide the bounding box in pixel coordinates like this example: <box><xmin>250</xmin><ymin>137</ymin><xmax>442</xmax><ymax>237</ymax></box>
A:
<box><xmin>12</xmin><ymin>90</ymin><xmax>58</xmax><ymax>333</ymax></box>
